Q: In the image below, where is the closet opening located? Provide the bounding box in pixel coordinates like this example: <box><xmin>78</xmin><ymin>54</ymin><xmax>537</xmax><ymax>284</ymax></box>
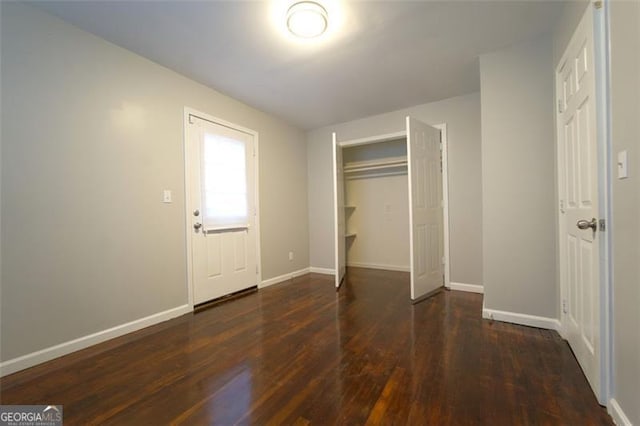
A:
<box><xmin>343</xmin><ymin>137</ymin><xmax>409</xmax><ymax>271</ymax></box>
<box><xmin>332</xmin><ymin>118</ymin><xmax>450</xmax><ymax>302</ymax></box>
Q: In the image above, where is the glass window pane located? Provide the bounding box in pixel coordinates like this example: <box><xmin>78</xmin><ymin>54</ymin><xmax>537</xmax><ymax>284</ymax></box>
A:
<box><xmin>201</xmin><ymin>133</ymin><xmax>248</xmax><ymax>228</ymax></box>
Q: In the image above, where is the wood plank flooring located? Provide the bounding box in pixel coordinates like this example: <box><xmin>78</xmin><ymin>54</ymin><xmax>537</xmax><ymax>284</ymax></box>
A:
<box><xmin>1</xmin><ymin>268</ymin><xmax>612</xmax><ymax>425</ymax></box>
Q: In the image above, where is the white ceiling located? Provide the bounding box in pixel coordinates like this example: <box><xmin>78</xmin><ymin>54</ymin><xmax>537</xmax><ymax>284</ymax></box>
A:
<box><xmin>32</xmin><ymin>1</ymin><xmax>564</xmax><ymax>130</ymax></box>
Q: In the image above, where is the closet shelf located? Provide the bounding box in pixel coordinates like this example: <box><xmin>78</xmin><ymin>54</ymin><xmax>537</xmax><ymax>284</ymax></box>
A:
<box><xmin>345</xmin><ymin>233</ymin><xmax>357</xmax><ymax>238</ymax></box>
<box><xmin>345</xmin><ymin>205</ymin><xmax>356</xmax><ymax>210</ymax></box>
<box><xmin>343</xmin><ymin>156</ymin><xmax>408</xmax><ymax>174</ymax></box>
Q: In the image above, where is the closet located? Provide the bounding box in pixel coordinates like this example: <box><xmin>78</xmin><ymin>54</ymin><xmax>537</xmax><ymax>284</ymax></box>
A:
<box><xmin>343</xmin><ymin>138</ymin><xmax>409</xmax><ymax>272</ymax></box>
<box><xmin>333</xmin><ymin>117</ymin><xmax>447</xmax><ymax>302</ymax></box>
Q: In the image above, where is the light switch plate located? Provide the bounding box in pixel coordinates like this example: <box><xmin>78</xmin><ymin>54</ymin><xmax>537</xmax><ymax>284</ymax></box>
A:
<box><xmin>617</xmin><ymin>151</ymin><xmax>628</xmax><ymax>179</ymax></box>
<box><xmin>163</xmin><ymin>189</ymin><xmax>172</xmax><ymax>203</ymax></box>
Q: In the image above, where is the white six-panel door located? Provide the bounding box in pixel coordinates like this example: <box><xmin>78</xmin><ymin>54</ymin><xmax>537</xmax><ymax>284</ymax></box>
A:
<box><xmin>407</xmin><ymin>117</ymin><xmax>444</xmax><ymax>301</ymax></box>
<box><xmin>556</xmin><ymin>4</ymin><xmax>602</xmax><ymax>401</ymax></box>
<box><xmin>187</xmin><ymin>115</ymin><xmax>258</xmax><ymax>304</ymax></box>
<box><xmin>333</xmin><ymin>132</ymin><xmax>346</xmax><ymax>288</ymax></box>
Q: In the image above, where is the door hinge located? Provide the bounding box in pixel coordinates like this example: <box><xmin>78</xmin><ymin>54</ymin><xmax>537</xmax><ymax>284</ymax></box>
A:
<box><xmin>441</xmin><ymin>256</ymin><xmax>445</xmax><ymax>265</ymax></box>
<box><xmin>599</xmin><ymin>218</ymin><xmax>606</xmax><ymax>232</ymax></box>
<box><xmin>560</xmin><ymin>199</ymin><xmax>565</xmax><ymax>214</ymax></box>
<box><xmin>557</xmin><ymin>99</ymin><xmax>564</xmax><ymax>114</ymax></box>
<box><xmin>256</xmin><ymin>265</ymin><xmax>259</xmax><ymax>274</ymax></box>
<box><xmin>594</xmin><ymin>0</ymin><xmax>603</xmax><ymax>9</ymax></box>
<box><xmin>562</xmin><ymin>299</ymin><xmax>568</xmax><ymax>314</ymax></box>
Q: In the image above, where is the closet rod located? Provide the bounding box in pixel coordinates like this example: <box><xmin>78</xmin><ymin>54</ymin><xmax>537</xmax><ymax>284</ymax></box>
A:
<box><xmin>344</xmin><ymin>161</ymin><xmax>408</xmax><ymax>174</ymax></box>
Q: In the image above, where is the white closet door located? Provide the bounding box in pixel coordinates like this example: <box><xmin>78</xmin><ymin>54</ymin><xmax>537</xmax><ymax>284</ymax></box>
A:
<box><xmin>557</xmin><ymin>4</ymin><xmax>602</xmax><ymax>401</ymax></box>
<box><xmin>407</xmin><ymin>117</ymin><xmax>444</xmax><ymax>300</ymax></box>
<box><xmin>333</xmin><ymin>132</ymin><xmax>346</xmax><ymax>288</ymax></box>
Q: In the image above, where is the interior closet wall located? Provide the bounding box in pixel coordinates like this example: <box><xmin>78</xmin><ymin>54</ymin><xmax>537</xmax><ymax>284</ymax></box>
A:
<box><xmin>343</xmin><ymin>140</ymin><xmax>410</xmax><ymax>271</ymax></box>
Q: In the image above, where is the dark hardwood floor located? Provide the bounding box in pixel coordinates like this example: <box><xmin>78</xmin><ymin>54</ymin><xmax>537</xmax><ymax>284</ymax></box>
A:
<box><xmin>1</xmin><ymin>268</ymin><xmax>612</xmax><ymax>425</ymax></box>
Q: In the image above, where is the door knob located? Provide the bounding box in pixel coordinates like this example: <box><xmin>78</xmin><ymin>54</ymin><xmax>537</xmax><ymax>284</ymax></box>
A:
<box><xmin>576</xmin><ymin>218</ymin><xmax>597</xmax><ymax>231</ymax></box>
<box><xmin>194</xmin><ymin>222</ymin><xmax>202</xmax><ymax>231</ymax></box>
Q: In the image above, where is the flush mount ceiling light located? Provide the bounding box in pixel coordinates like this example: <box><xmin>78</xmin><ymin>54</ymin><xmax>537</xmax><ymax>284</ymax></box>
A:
<box><xmin>286</xmin><ymin>1</ymin><xmax>328</xmax><ymax>39</ymax></box>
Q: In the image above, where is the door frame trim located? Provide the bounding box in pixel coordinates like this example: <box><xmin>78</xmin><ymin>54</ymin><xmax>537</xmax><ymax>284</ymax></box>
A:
<box><xmin>183</xmin><ymin>107</ymin><xmax>262</xmax><ymax>310</ymax></box>
<box><xmin>553</xmin><ymin>2</ymin><xmax>612</xmax><ymax>405</ymax></box>
<box><xmin>332</xmin><ymin>132</ymin><xmax>344</xmax><ymax>288</ymax></box>
<box><xmin>435</xmin><ymin>123</ymin><xmax>451</xmax><ymax>289</ymax></box>
<box><xmin>333</xmin><ymin>121</ymin><xmax>451</xmax><ymax>289</ymax></box>
<box><xmin>593</xmin><ymin>0</ymin><xmax>613</xmax><ymax>407</ymax></box>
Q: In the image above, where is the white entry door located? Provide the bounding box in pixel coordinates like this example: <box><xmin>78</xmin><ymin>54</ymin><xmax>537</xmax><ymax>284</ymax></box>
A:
<box><xmin>332</xmin><ymin>132</ymin><xmax>346</xmax><ymax>288</ymax></box>
<box><xmin>186</xmin><ymin>114</ymin><xmax>258</xmax><ymax>305</ymax></box>
<box><xmin>556</xmin><ymin>5</ymin><xmax>602</xmax><ymax>401</ymax></box>
<box><xmin>406</xmin><ymin>117</ymin><xmax>444</xmax><ymax>301</ymax></box>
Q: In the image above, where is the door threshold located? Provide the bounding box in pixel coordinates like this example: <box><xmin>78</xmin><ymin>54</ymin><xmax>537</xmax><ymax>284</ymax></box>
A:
<box><xmin>194</xmin><ymin>286</ymin><xmax>258</xmax><ymax>313</ymax></box>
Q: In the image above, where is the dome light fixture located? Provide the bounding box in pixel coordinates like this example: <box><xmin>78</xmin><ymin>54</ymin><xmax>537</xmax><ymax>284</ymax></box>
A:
<box><xmin>286</xmin><ymin>1</ymin><xmax>328</xmax><ymax>39</ymax></box>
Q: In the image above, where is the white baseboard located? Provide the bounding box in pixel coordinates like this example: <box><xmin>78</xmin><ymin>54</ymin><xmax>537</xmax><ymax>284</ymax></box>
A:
<box><xmin>0</xmin><ymin>304</ymin><xmax>191</xmax><ymax>377</ymax></box>
<box><xmin>347</xmin><ymin>262</ymin><xmax>410</xmax><ymax>272</ymax></box>
<box><xmin>449</xmin><ymin>282</ymin><xmax>484</xmax><ymax>294</ymax></box>
<box><xmin>609</xmin><ymin>398</ymin><xmax>632</xmax><ymax>426</ymax></box>
<box><xmin>259</xmin><ymin>267</ymin><xmax>310</xmax><ymax>288</ymax></box>
<box><xmin>309</xmin><ymin>267</ymin><xmax>335</xmax><ymax>275</ymax></box>
<box><xmin>482</xmin><ymin>306</ymin><xmax>561</xmax><ymax>331</ymax></box>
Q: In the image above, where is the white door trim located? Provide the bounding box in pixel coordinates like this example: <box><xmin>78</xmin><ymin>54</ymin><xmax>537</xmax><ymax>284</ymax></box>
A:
<box><xmin>434</xmin><ymin>123</ymin><xmax>451</xmax><ymax>288</ymax></box>
<box><xmin>593</xmin><ymin>0</ymin><xmax>613</xmax><ymax>407</ymax></box>
<box><xmin>333</xmin><ymin>122</ymin><xmax>451</xmax><ymax>288</ymax></box>
<box><xmin>183</xmin><ymin>107</ymin><xmax>262</xmax><ymax>310</ymax></box>
<box><xmin>332</xmin><ymin>132</ymin><xmax>345</xmax><ymax>288</ymax></box>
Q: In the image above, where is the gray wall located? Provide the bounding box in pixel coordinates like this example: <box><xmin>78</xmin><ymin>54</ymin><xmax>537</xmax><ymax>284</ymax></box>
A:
<box><xmin>0</xmin><ymin>3</ymin><xmax>308</xmax><ymax>361</ymax></box>
<box><xmin>307</xmin><ymin>93</ymin><xmax>483</xmax><ymax>286</ymax></box>
<box><xmin>479</xmin><ymin>35</ymin><xmax>557</xmax><ymax>318</ymax></box>
<box><xmin>609</xmin><ymin>1</ymin><xmax>640</xmax><ymax>423</ymax></box>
